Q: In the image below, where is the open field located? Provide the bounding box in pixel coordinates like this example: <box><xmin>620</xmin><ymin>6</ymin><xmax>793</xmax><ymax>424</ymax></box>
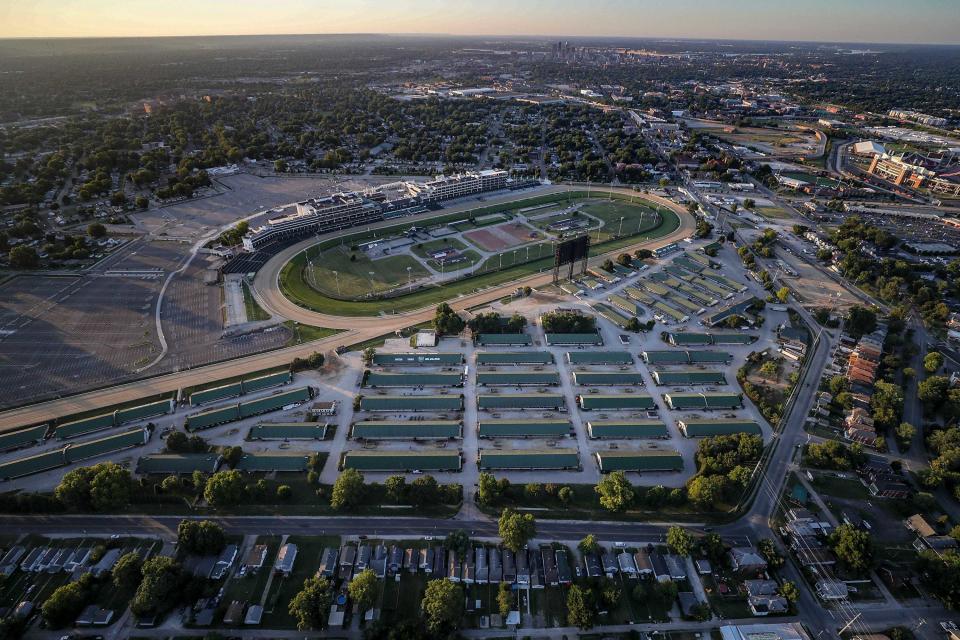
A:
<box><xmin>301</xmin><ymin>245</ymin><xmax>430</xmax><ymax>298</ymax></box>
<box><xmin>410</xmin><ymin>237</ymin><xmax>483</xmax><ymax>271</ymax></box>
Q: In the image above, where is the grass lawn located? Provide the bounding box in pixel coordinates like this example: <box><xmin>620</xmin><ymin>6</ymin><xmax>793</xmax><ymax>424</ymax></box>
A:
<box><xmin>261</xmin><ymin>534</ymin><xmax>341</xmax><ymax>629</ymax></box>
<box><xmin>450</xmin><ymin>212</ymin><xmax>511</xmax><ymax>232</ymax></box>
<box><xmin>380</xmin><ymin>571</ymin><xmax>432</xmax><ymax>626</ymax></box>
<box><xmin>283</xmin><ymin>321</ymin><xmax>343</xmax><ymax>346</ymax></box>
<box><xmin>756</xmin><ymin>207</ymin><xmax>793</xmax><ymax>220</ymax></box>
<box><xmin>410</xmin><ymin>237</ymin><xmax>483</xmax><ymax>271</ymax></box>
<box><xmin>811</xmin><ymin>474</ymin><xmax>871</xmax><ymax>500</ymax></box>
<box><xmin>302</xmin><ymin>245</ymin><xmax>430</xmax><ymax>298</ymax></box>
<box><xmin>278</xmin><ymin>194</ymin><xmax>680</xmax><ymax>317</ymax></box>
<box><xmin>242</xmin><ymin>282</ymin><xmax>271</xmax><ymax>321</ymax></box>
<box><xmin>222</xmin><ymin>535</ymin><xmax>282</xmax><ymax>606</ymax></box>
<box><xmin>581</xmin><ymin>199</ymin><xmax>663</xmax><ymax>243</ymax></box>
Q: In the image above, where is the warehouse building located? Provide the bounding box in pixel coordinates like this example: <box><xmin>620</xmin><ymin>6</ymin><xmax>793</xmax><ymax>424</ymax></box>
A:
<box><xmin>544</xmin><ymin>333</ymin><xmax>603</xmax><ymax>346</ymax></box>
<box><xmin>54</xmin><ymin>398</ymin><xmax>174</xmax><ymax>440</ymax></box>
<box><xmin>566</xmin><ymin>351</ymin><xmax>632</xmax><ymax>365</ymax></box>
<box><xmin>478</xmin><ymin>449</ymin><xmax>580</xmax><ymax>470</ymax></box>
<box><xmin>677</xmin><ymin>419</ymin><xmax>762</xmax><ymax>438</ymax></box>
<box><xmin>247</xmin><ymin>422</ymin><xmax>328</xmax><ymax>441</ymax></box>
<box><xmin>136</xmin><ymin>453</ymin><xmax>221</xmax><ymax>475</ymax></box>
<box><xmin>664</xmin><ymin>392</ymin><xmax>742</xmax><ymax>411</ymax></box>
<box><xmin>577</xmin><ymin>395</ymin><xmax>656</xmax><ymax>411</ymax></box>
<box><xmin>185</xmin><ymin>387</ymin><xmax>313</xmax><ymax>431</ymax></box>
<box><xmin>341</xmin><ymin>450</ymin><xmax>463</xmax><ymax>472</ymax></box>
<box><xmin>477</xmin><ymin>394</ymin><xmax>566</xmax><ymax>411</ymax></box>
<box><xmin>476</xmin><ymin>351</ymin><xmax>553</xmax><ymax>365</ymax></box>
<box><xmin>477</xmin><ymin>420</ymin><xmax>573</xmax><ymax>438</ymax></box>
<box><xmin>371</xmin><ymin>353</ymin><xmax>463</xmax><ymax>367</ymax></box>
<box><xmin>641</xmin><ymin>350</ymin><xmax>733</xmax><ymax>365</ymax></box>
<box><xmin>651</xmin><ymin>370</ymin><xmax>727</xmax><ymax>386</ymax></box>
<box><xmin>476</xmin><ymin>371</ymin><xmax>560</xmax><ymax>386</ymax></box>
<box><xmin>363</xmin><ymin>372</ymin><xmax>463</xmax><ymax>388</ymax></box>
<box><xmin>586</xmin><ymin>421</ymin><xmax>669</xmax><ymax>439</ymax></box>
<box><xmin>595</xmin><ymin>450</ymin><xmax>684</xmax><ymax>473</ymax></box>
<box><xmin>474</xmin><ymin>333</ymin><xmax>533</xmax><ymax>346</ymax></box>
<box><xmin>572</xmin><ymin>372</ymin><xmax>645</xmax><ymax>386</ymax></box>
<box><xmin>0</xmin><ymin>427</ymin><xmax>150</xmax><ymax>481</ymax></box>
<box><xmin>350</xmin><ymin>421</ymin><xmax>463</xmax><ymax>440</ymax></box>
<box><xmin>359</xmin><ymin>395</ymin><xmax>463</xmax><ymax>412</ymax></box>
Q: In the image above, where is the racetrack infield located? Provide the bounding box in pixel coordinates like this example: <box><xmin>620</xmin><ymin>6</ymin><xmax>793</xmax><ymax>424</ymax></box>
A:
<box><xmin>276</xmin><ymin>194</ymin><xmax>682</xmax><ymax>316</ymax></box>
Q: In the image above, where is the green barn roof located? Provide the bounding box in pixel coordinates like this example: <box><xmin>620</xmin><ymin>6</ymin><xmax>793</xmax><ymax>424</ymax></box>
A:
<box><xmin>478</xmin><ymin>449</ymin><xmax>580</xmax><ymax>470</ymax></box>
<box><xmin>651</xmin><ymin>370</ymin><xmax>727</xmax><ymax>386</ymax></box>
<box><xmin>477</xmin><ymin>420</ymin><xmax>572</xmax><ymax>438</ymax></box>
<box><xmin>360</xmin><ymin>395</ymin><xmax>463</xmax><ymax>412</ymax></box>
<box><xmin>341</xmin><ymin>450</ymin><xmax>462</xmax><ymax>471</ymax></box>
<box><xmin>477</xmin><ymin>394</ymin><xmax>566</xmax><ymax>410</ymax></box>
<box><xmin>65</xmin><ymin>427</ymin><xmax>148</xmax><ymax>464</ymax></box>
<box><xmin>238</xmin><ymin>387</ymin><xmax>311</xmax><ymax>418</ymax></box>
<box><xmin>247</xmin><ymin>423</ymin><xmax>328</xmax><ymax>440</ymax></box>
<box><xmin>664</xmin><ymin>392</ymin><xmax>742</xmax><ymax>410</ymax></box>
<box><xmin>0</xmin><ymin>448</ymin><xmax>67</xmax><ymax>480</ymax></box>
<box><xmin>642</xmin><ymin>350</ymin><xmax>733</xmax><ymax>364</ymax></box>
<box><xmin>577</xmin><ymin>394</ymin><xmax>656</xmax><ymax>411</ymax></box>
<box><xmin>572</xmin><ymin>372</ymin><xmax>645</xmax><ymax>386</ymax></box>
<box><xmin>190</xmin><ymin>381</ymin><xmax>243</xmax><ymax>406</ymax></box>
<box><xmin>186</xmin><ymin>404</ymin><xmax>241</xmax><ymax>431</ymax></box>
<box><xmin>586</xmin><ymin>421</ymin><xmax>669</xmax><ymax>439</ymax></box>
<box><xmin>595</xmin><ymin>450</ymin><xmax>683</xmax><ymax>472</ymax></box>
<box><xmin>474</xmin><ymin>333</ymin><xmax>533</xmax><ymax>345</ymax></box>
<box><xmin>677</xmin><ymin>419</ymin><xmax>762</xmax><ymax>437</ymax></box>
<box><xmin>350</xmin><ymin>421</ymin><xmax>462</xmax><ymax>439</ymax></box>
<box><xmin>55</xmin><ymin>413</ymin><xmax>116</xmax><ymax>440</ymax></box>
<box><xmin>241</xmin><ymin>371</ymin><xmax>292</xmax><ymax>393</ymax></box>
<box><xmin>364</xmin><ymin>372</ymin><xmax>463</xmax><ymax>388</ymax></box>
<box><xmin>566</xmin><ymin>351</ymin><xmax>632</xmax><ymax>365</ymax></box>
<box><xmin>476</xmin><ymin>371</ymin><xmax>560</xmax><ymax>386</ymax></box>
<box><xmin>137</xmin><ymin>453</ymin><xmax>221</xmax><ymax>475</ymax></box>
<box><xmin>0</xmin><ymin>424</ymin><xmax>49</xmax><ymax>452</ymax></box>
<box><xmin>544</xmin><ymin>333</ymin><xmax>603</xmax><ymax>346</ymax></box>
<box><xmin>235</xmin><ymin>452</ymin><xmax>311</xmax><ymax>472</ymax></box>
<box><xmin>476</xmin><ymin>351</ymin><xmax>553</xmax><ymax>365</ymax></box>
<box><xmin>372</xmin><ymin>352</ymin><xmax>463</xmax><ymax>366</ymax></box>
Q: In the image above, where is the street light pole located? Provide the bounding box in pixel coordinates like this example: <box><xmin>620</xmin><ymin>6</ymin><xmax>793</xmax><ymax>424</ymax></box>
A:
<box><xmin>332</xmin><ymin>271</ymin><xmax>340</xmax><ymax>296</ymax></box>
<box><xmin>368</xmin><ymin>271</ymin><xmax>375</xmax><ymax>295</ymax></box>
<box><xmin>407</xmin><ymin>266</ymin><xmax>412</xmax><ymax>291</ymax></box>
<box><xmin>618</xmin><ymin>216</ymin><xmax>624</xmax><ymax>238</ymax></box>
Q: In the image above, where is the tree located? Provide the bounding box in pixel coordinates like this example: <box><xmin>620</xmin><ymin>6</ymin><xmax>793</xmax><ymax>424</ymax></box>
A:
<box><xmin>759</xmin><ymin>360</ymin><xmax>778</xmax><ymax>378</ymax></box>
<box><xmin>477</xmin><ymin>472</ymin><xmax>503</xmax><ymax>506</ymax></box>
<box><xmin>701</xmin><ymin>533</ymin><xmax>726</xmax><ymax>564</ymax></box>
<box><xmin>421</xmin><ymin>579</ymin><xmax>463</xmax><ymax>634</ymax></box>
<box><xmin>288</xmin><ymin>576</ymin><xmax>334</xmax><ymax>630</ymax></box>
<box><xmin>433</xmin><ymin>302</ymin><xmax>465</xmax><ymax>336</ymax></box>
<box><xmin>203</xmin><ymin>470</ymin><xmax>246</xmax><ymax>507</ymax></box>
<box><xmin>88</xmin><ymin>463</ymin><xmax>133</xmax><ymax>511</ymax></box>
<box><xmin>896</xmin><ymin>422</ymin><xmax>916</xmax><ymax>444</ymax></box>
<box><xmin>222</xmin><ymin>445</ymin><xmax>243</xmax><ymax>467</ymax></box>
<box><xmin>578</xmin><ymin>534</ymin><xmax>600</xmax><ymax>555</ymax></box>
<box><xmin>112</xmin><ymin>551</ymin><xmax>144</xmax><ymax>591</ymax></box>
<box><xmin>775</xmin><ymin>286</ymin><xmax>790</xmax><ymax>303</ymax></box>
<box><xmin>349</xmin><ymin>569</ymin><xmax>379</xmax><ymax>613</ymax></box>
<box><xmin>131</xmin><ymin>556</ymin><xmax>182</xmax><ymax>617</ymax></box>
<box><xmin>331</xmin><ymin>468</ymin><xmax>365</xmax><ymax>510</ymax></box>
<box><xmin>846</xmin><ymin>305</ymin><xmax>878</xmax><ymax>339</ymax></box>
<box><xmin>9</xmin><ymin>245</ymin><xmax>39</xmax><ymax>269</ymax></box>
<box><xmin>634</xmin><ymin>248</ymin><xmax>653</xmax><ymax>260</ymax></box>
<box><xmin>757</xmin><ymin>539</ymin><xmax>785</xmax><ymax>568</ymax></box>
<box><xmin>87</xmin><ymin>222</ymin><xmax>107</xmax><ymax>238</ymax></box>
<box><xmin>925</xmin><ymin>351</ymin><xmax>944</xmax><ymax>374</ymax></box>
<box><xmin>498</xmin><ymin>508</ymin><xmax>536</xmax><ymax>552</ymax></box>
<box><xmin>596</xmin><ymin>471</ymin><xmax>634</xmax><ymax>512</ymax></box>
<box><xmin>497</xmin><ymin>582</ymin><xmax>513</xmax><ymax>617</ymax></box>
<box><xmin>830</xmin><ymin>524</ymin><xmax>873</xmax><ymax>573</ymax></box>
<box><xmin>666</xmin><ymin>526</ymin><xmax>694</xmax><ymax>556</ymax></box>
<box><xmin>177</xmin><ymin>519</ymin><xmax>226</xmax><ymax>555</ymax></box>
<box><xmin>42</xmin><ymin>574</ymin><xmax>93</xmax><ymax>628</ymax></box>
<box><xmin>919</xmin><ymin>375</ymin><xmax>951</xmax><ymax>408</ymax></box>
<box><xmin>558</xmin><ymin>485</ymin><xmax>573</xmax><ymax>505</ymax></box>
<box><xmin>445</xmin><ymin>529</ymin><xmax>470</xmax><ymax>560</ymax></box>
<box><xmin>779</xmin><ymin>581</ymin><xmax>800</xmax><ymax>603</ymax></box>
<box><xmin>566</xmin><ymin>584</ymin><xmax>596</xmax><ymax>629</ymax></box>
<box><xmin>136</xmin><ymin>195</ymin><xmax>149</xmax><ymax>209</ymax></box>
<box><xmin>409</xmin><ymin>475</ymin><xmax>440</xmax><ymax>506</ymax></box>
<box><xmin>743</xmin><ymin>198</ymin><xmax>756</xmax><ymax>210</ymax></box>
<box><xmin>616</xmin><ymin>252</ymin><xmax>632</xmax><ymax>267</ymax></box>
<box><xmin>686</xmin><ymin>474</ymin><xmax>727</xmax><ymax>507</ymax></box>
<box><xmin>384</xmin><ymin>475</ymin><xmax>407</xmax><ymax>503</ymax></box>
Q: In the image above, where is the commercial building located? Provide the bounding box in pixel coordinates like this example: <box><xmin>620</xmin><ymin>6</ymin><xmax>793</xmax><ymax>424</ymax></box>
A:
<box><xmin>410</xmin><ymin>170</ymin><xmax>508</xmax><ymax>202</ymax></box>
<box><xmin>243</xmin><ymin>192</ymin><xmax>383</xmax><ymax>251</ymax></box>
<box><xmin>867</xmin><ymin>153</ymin><xmax>960</xmax><ymax>196</ymax></box>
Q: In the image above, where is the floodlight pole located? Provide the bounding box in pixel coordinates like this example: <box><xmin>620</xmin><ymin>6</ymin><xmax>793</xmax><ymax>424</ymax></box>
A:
<box><xmin>332</xmin><ymin>271</ymin><xmax>340</xmax><ymax>296</ymax></box>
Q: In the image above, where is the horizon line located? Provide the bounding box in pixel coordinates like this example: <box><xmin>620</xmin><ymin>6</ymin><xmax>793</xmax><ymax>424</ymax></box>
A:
<box><xmin>0</xmin><ymin>31</ymin><xmax>958</xmax><ymax>47</ymax></box>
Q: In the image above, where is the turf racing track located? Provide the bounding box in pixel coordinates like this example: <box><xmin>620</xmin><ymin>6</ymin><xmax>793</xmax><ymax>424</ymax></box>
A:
<box><xmin>0</xmin><ymin>185</ymin><xmax>694</xmax><ymax>433</ymax></box>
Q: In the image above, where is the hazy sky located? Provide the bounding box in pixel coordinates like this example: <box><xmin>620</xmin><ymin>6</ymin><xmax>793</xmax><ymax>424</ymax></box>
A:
<box><xmin>2</xmin><ymin>0</ymin><xmax>959</xmax><ymax>44</ymax></box>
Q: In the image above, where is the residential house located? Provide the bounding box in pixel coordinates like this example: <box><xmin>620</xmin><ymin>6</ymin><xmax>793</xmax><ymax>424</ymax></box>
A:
<box><xmin>274</xmin><ymin>544</ymin><xmax>297</xmax><ymax>577</ymax></box>
<box><xmin>729</xmin><ymin>547</ymin><xmax>768</xmax><ymax>574</ymax></box>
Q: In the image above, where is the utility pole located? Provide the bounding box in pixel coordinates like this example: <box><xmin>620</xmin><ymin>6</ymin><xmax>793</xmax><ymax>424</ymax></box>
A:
<box><xmin>837</xmin><ymin>613</ymin><xmax>862</xmax><ymax>636</ymax></box>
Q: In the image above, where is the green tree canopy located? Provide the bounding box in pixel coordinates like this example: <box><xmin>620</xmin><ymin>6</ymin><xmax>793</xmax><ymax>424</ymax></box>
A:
<box><xmin>288</xmin><ymin>576</ymin><xmax>334</xmax><ymax>630</ymax></box>
<box><xmin>498</xmin><ymin>508</ymin><xmax>536</xmax><ymax>552</ymax></box>
<box><xmin>595</xmin><ymin>471</ymin><xmax>634</xmax><ymax>512</ymax></box>
<box><xmin>421</xmin><ymin>579</ymin><xmax>463</xmax><ymax>634</ymax></box>
<box><xmin>331</xmin><ymin>468</ymin><xmax>366</xmax><ymax>510</ymax></box>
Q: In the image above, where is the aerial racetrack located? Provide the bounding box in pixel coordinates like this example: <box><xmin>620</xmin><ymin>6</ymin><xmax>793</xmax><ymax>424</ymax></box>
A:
<box><xmin>268</xmin><ymin>188</ymin><xmax>687</xmax><ymax>319</ymax></box>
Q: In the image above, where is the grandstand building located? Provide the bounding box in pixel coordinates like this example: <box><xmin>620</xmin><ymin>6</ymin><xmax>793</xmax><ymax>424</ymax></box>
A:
<box><xmin>241</xmin><ymin>170</ymin><xmax>511</xmax><ymax>251</ymax></box>
<box><xmin>867</xmin><ymin>153</ymin><xmax>960</xmax><ymax>196</ymax></box>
